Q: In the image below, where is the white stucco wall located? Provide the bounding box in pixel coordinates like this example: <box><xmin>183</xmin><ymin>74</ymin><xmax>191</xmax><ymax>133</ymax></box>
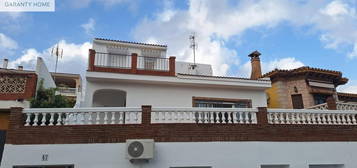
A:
<box><xmin>35</xmin><ymin>57</ymin><xmax>56</xmax><ymax>89</ymax></box>
<box><xmin>82</xmin><ymin>80</ymin><xmax>267</xmax><ymax>108</ymax></box>
<box><xmin>0</xmin><ymin>100</ymin><xmax>30</xmax><ymax>108</ymax></box>
<box><xmin>1</xmin><ymin>142</ymin><xmax>356</xmax><ymax>168</ymax></box>
<box><xmin>176</xmin><ymin>61</ymin><xmax>213</xmax><ymax>76</ymax></box>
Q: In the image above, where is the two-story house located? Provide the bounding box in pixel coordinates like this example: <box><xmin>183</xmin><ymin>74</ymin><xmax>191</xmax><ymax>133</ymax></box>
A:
<box><xmin>2</xmin><ymin>39</ymin><xmax>357</xmax><ymax>168</ymax></box>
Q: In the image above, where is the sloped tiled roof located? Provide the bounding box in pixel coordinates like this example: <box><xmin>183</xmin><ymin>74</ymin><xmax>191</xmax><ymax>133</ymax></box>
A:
<box><xmin>262</xmin><ymin>66</ymin><xmax>348</xmax><ymax>85</ymax></box>
<box><xmin>0</xmin><ymin>68</ymin><xmax>35</xmax><ymax>75</ymax></box>
<box><xmin>94</xmin><ymin>38</ymin><xmax>167</xmax><ymax>48</ymax></box>
<box><xmin>262</xmin><ymin>66</ymin><xmax>343</xmax><ymax>77</ymax></box>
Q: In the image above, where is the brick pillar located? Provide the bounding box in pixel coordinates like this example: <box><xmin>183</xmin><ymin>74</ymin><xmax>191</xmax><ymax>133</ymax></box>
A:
<box><xmin>257</xmin><ymin>107</ymin><xmax>268</xmax><ymax>125</ymax></box>
<box><xmin>131</xmin><ymin>53</ymin><xmax>138</xmax><ymax>74</ymax></box>
<box><xmin>141</xmin><ymin>105</ymin><xmax>152</xmax><ymax>125</ymax></box>
<box><xmin>169</xmin><ymin>56</ymin><xmax>176</xmax><ymax>76</ymax></box>
<box><xmin>326</xmin><ymin>96</ymin><xmax>337</xmax><ymax>110</ymax></box>
<box><xmin>8</xmin><ymin>107</ymin><xmax>24</xmax><ymax>129</ymax></box>
<box><xmin>88</xmin><ymin>49</ymin><xmax>96</xmax><ymax>71</ymax></box>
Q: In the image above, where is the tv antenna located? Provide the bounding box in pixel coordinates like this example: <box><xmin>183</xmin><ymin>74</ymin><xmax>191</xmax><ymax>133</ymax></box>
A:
<box><xmin>51</xmin><ymin>44</ymin><xmax>63</xmax><ymax>73</ymax></box>
<box><xmin>189</xmin><ymin>33</ymin><xmax>198</xmax><ymax>69</ymax></box>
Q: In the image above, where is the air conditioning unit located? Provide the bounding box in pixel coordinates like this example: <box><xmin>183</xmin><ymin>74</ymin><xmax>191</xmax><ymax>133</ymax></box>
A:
<box><xmin>126</xmin><ymin>139</ymin><xmax>154</xmax><ymax>163</ymax></box>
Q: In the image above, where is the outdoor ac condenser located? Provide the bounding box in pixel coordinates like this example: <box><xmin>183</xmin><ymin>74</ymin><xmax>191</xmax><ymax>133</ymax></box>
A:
<box><xmin>126</xmin><ymin>139</ymin><xmax>154</xmax><ymax>163</ymax></box>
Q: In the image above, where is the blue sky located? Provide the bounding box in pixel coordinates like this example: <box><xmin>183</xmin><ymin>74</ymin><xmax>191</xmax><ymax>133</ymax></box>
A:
<box><xmin>0</xmin><ymin>0</ymin><xmax>357</xmax><ymax>93</ymax></box>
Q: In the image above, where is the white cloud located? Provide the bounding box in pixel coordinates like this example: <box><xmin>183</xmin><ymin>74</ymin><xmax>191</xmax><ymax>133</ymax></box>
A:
<box><xmin>338</xmin><ymin>80</ymin><xmax>357</xmax><ymax>94</ymax></box>
<box><xmin>0</xmin><ymin>33</ymin><xmax>18</xmax><ymax>59</ymax></box>
<box><xmin>0</xmin><ymin>12</ymin><xmax>28</xmax><ymax>33</ymax></box>
<box><xmin>134</xmin><ymin>0</ymin><xmax>292</xmax><ymax>75</ymax></box>
<box><xmin>263</xmin><ymin>57</ymin><xmax>305</xmax><ymax>72</ymax></box>
<box><xmin>0</xmin><ymin>33</ymin><xmax>18</xmax><ymax>50</ymax></box>
<box><xmin>348</xmin><ymin>43</ymin><xmax>357</xmax><ymax>58</ymax></box>
<box><xmin>133</xmin><ymin>0</ymin><xmax>357</xmax><ymax>76</ymax></box>
<box><xmin>9</xmin><ymin>40</ymin><xmax>91</xmax><ymax>77</ymax></box>
<box><xmin>238</xmin><ymin>57</ymin><xmax>305</xmax><ymax>78</ymax></box>
<box><xmin>81</xmin><ymin>18</ymin><xmax>96</xmax><ymax>36</ymax></box>
<box><xmin>321</xmin><ymin>0</ymin><xmax>353</xmax><ymax>18</ymax></box>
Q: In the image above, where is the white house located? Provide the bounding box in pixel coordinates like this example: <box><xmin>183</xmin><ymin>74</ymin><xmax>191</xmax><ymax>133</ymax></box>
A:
<box><xmin>82</xmin><ymin>38</ymin><xmax>270</xmax><ymax>108</ymax></box>
<box><xmin>2</xmin><ymin>38</ymin><xmax>357</xmax><ymax>168</ymax></box>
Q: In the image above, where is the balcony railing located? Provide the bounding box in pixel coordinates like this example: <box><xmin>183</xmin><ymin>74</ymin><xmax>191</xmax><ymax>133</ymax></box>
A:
<box><xmin>57</xmin><ymin>87</ymin><xmax>77</xmax><ymax>94</ymax></box>
<box><xmin>23</xmin><ymin>107</ymin><xmax>142</xmax><ymax>126</ymax></box>
<box><xmin>151</xmin><ymin>107</ymin><xmax>258</xmax><ymax>124</ymax></box>
<box><xmin>137</xmin><ymin>56</ymin><xmax>169</xmax><ymax>71</ymax></box>
<box><xmin>20</xmin><ymin>106</ymin><xmax>357</xmax><ymax>127</ymax></box>
<box><xmin>88</xmin><ymin>49</ymin><xmax>176</xmax><ymax>76</ymax></box>
<box><xmin>95</xmin><ymin>52</ymin><xmax>132</xmax><ymax>69</ymax></box>
<box><xmin>268</xmin><ymin>109</ymin><xmax>357</xmax><ymax>125</ymax></box>
<box><xmin>309</xmin><ymin>102</ymin><xmax>357</xmax><ymax>111</ymax></box>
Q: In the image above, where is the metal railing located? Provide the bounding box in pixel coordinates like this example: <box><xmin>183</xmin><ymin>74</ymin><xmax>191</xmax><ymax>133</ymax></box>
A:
<box><xmin>94</xmin><ymin>52</ymin><xmax>132</xmax><ymax>68</ymax></box>
<box><xmin>309</xmin><ymin>102</ymin><xmax>357</xmax><ymax>111</ymax></box>
<box><xmin>137</xmin><ymin>56</ymin><xmax>169</xmax><ymax>71</ymax></box>
<box><xmin>57</xmin><ymin>87</ymin><xmax>77</xmax><ymax>94</ymax></box>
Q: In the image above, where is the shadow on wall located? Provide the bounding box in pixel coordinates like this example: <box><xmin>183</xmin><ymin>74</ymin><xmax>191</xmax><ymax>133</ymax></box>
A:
<box><xmin>92</xmin><ymin>89</ymin><xmax>126</xmax><ymax>107</ymax></box>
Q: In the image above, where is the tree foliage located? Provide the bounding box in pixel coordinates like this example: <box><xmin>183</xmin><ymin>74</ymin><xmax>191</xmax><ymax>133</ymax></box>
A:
<box><xmin>30</xmin><ymin>79</ymin><xmax>75</xmax><ymax>108</ymax></box>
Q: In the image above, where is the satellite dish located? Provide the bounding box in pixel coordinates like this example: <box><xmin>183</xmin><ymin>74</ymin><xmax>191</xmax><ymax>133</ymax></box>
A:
<box><xmin>127</xmin><ymin>141</ymin><xmax>144</xmax><ymax>158</ymax></box>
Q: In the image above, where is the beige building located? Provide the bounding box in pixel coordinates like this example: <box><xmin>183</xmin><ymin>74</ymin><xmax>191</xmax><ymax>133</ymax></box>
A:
<box><xmin>262</xmin><ymin>67</ymin><xmax>356</xmax><ymax>109</ymax></box>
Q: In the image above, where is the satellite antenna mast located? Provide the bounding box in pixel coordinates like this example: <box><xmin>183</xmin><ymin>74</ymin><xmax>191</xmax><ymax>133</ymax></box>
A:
<box><xmin>51</xmin><ymin>44</ymin><xmax>63</xmax><ymax>74</ymax></box>
<box><xmin>189</xmin><ymin>33</ymin><xmax>197</xmax><ymax>69</ymax></box>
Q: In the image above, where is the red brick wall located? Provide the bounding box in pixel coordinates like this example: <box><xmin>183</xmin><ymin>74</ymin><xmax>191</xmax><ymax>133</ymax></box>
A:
<box><xmin>6</xmin><ymin>107</ymin><xmax>357</xmax><ymax>145</ymax></box>
<box><xmin>0</xmin><ymin>74</ymin><xmax>37</xmax><ymax>100</ymax></box>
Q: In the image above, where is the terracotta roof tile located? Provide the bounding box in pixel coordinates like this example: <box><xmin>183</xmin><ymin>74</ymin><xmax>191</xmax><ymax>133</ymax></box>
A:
<box><xmin>0</xmin><ymin>68</ymin><xmax>35</xmax><ymax>75</ymax></box>
<box><xmin>262</xmin><ymin>66</ymin><xmax>343</xmax><ymax>78</ymax></box>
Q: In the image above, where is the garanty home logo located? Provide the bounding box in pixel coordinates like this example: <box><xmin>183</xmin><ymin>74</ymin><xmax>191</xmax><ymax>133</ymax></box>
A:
<box><xmin>0</xmin><ymin>0</ymin><xmax>55</xmax><ymax>12</ymax></box>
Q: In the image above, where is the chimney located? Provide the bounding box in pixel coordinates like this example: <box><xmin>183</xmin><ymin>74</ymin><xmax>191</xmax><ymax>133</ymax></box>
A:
<box><xmin>249</xmin><ymin>50</ymin><xmax>262</xmax><ymax>80</ymax></box>
<box><xmin>18</xmin><ymin>66</ymin><xmax>23</xmax><ymax>70</ymax></box>
<box><xmin>2</xmin><ymin>59</ymin><xmax>8</xmax><ymax>69</ymax></box>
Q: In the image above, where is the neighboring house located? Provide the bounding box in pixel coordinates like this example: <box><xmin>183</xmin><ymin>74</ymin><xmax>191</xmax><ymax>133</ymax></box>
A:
<box><xmin>36</xmin><ymin>57</ymin><xmax>82</xmax><ymax>102</ymax></box>
<box><xmin>2</xmin><ymin>39</ymin><xmax>357</xmax><ymax>168</ymax></box>
<box><xmin>51</xmin><ymin>72</ymin><xmax>81</xmax><ymax>101</ymax></box>
<box><xmin>0</xmin><ymin>60</ymin><xmax>37</xmax><ymax>166</ymax></box>
<box><xmin>263</xmin><ymin>67</ymin><xmax>357</xmax><ymax>109</ymax></box>
<box><xmin>0</xmin><ymin>60</ymin><xmax>37</xmax><ymax>130</ymax></box>
<box><xmin>0</xmin><ymin>58</ymin><xmax>82</xmax><ymax>129</ymax></box>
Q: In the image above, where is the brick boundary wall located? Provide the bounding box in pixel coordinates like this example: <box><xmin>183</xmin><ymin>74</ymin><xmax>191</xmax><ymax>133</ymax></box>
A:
<box><xmin>6</xmin><ymin>107</ymin><xmax>357</xmax><ymax>145</ymax></box>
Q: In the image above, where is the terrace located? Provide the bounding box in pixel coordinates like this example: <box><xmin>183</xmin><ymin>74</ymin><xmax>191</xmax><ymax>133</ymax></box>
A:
<box><xmin>87</xmin><ymin>49</ymin><xmax>176</xmax><ymax>76</ymax></box>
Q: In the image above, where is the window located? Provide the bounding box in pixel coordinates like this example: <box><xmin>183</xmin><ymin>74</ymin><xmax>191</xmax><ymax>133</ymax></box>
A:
<box><xmin>313</xmin><ymin>94</ymin><xmax>330</xmax><ymax>105</ymax></box>
<box><xmin>261</xmin><ymin>165</ymin><xmax>289</xmax><ymax>168</ymax></box>
<box><xmin>309</xmin><ymin>164</ymin><xmax>344</xmax><ymax>168</ymax></box>
<box><xmin>193</xmin><ymin>97</ymin><xmax>252</xmax><ymax>108</ymax></box>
